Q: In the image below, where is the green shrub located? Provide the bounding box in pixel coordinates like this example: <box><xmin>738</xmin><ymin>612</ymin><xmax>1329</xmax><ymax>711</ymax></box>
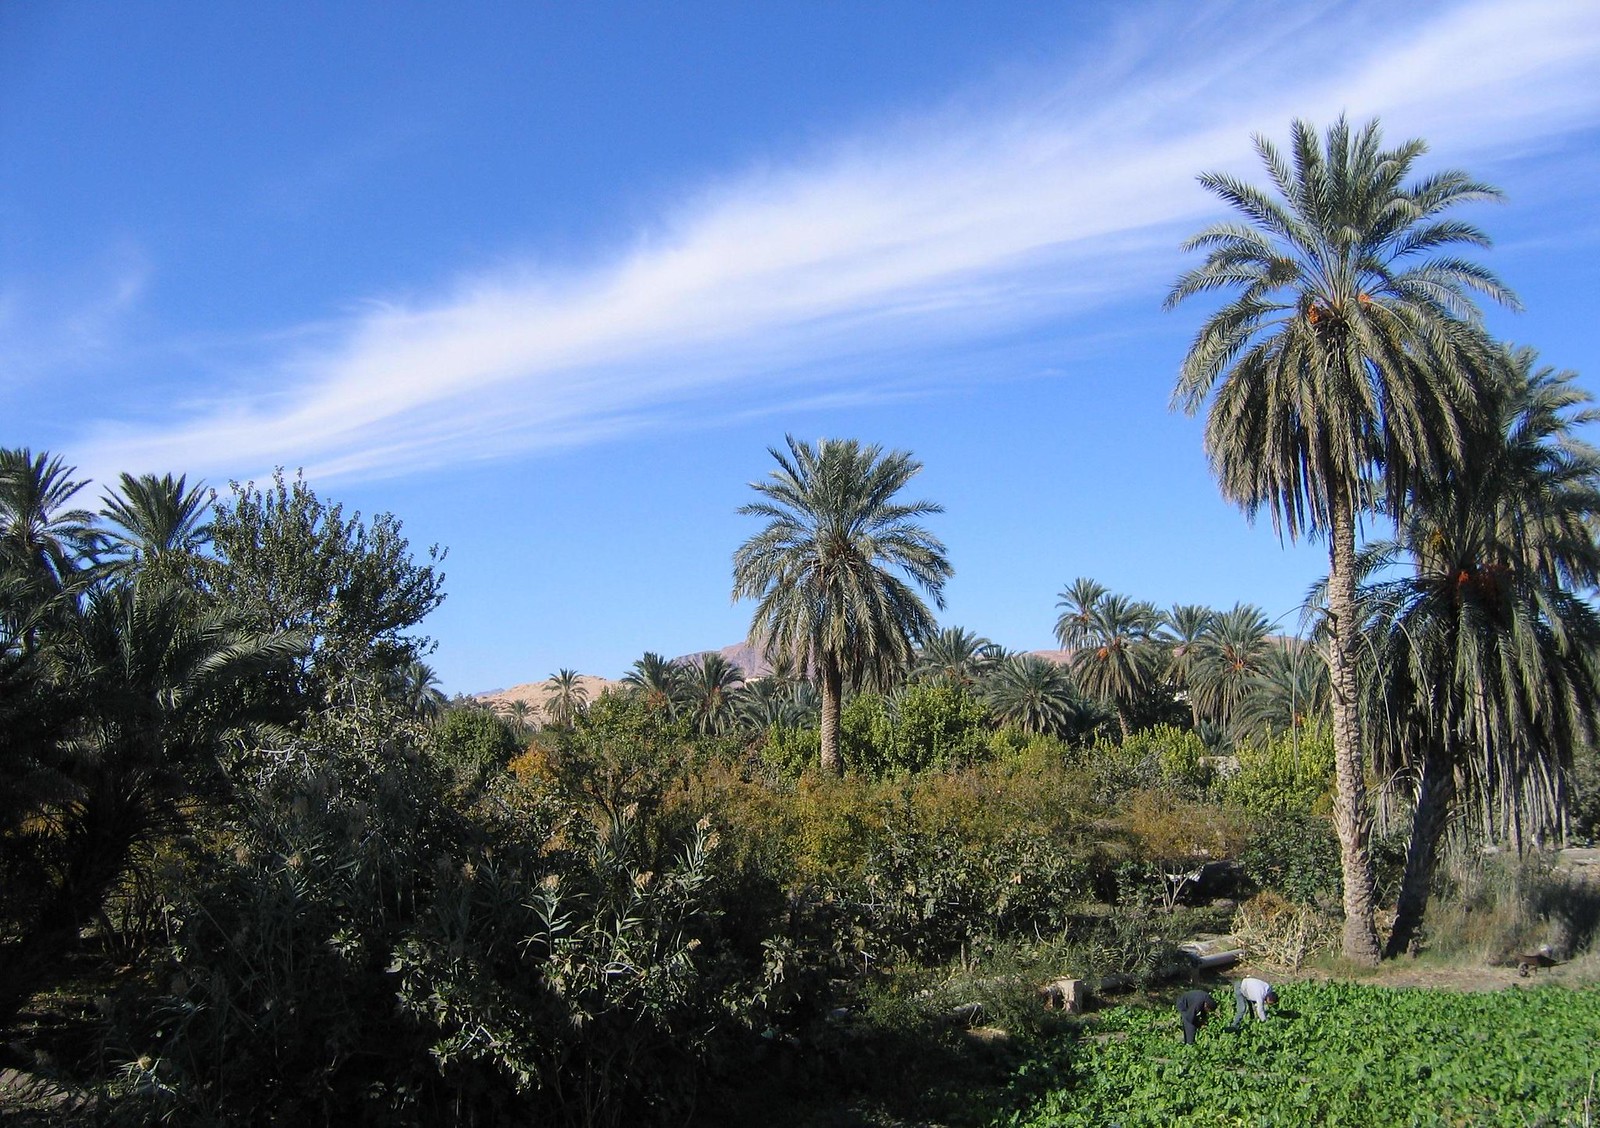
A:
<box><xmin>1568</xmin><ymin>740</ymin><xmax>1600</xmax><ymax>843</ymax></box>
<box><xmin>100</xmin><ymin>706</ymin><xmax>805</xmax><ymax>1128</ymax></box>
<box><xmin>1239</xmin><ymin>810</ymin><xmax>1341</xmax><ymax>906</ymax></box>
<box><xmin>1080</xmin><ymin>736</ymin><xmax>1165</xmax><ymax>803</ymax></box>
<box><xmin>426</xmin><ymin>705</ymin><xmax>522</xmax><ymax>781</ymax></box>
<box><xmin>1080</xmin><ymin>724</ymin><xmax>1220</xmax><ymax>803</ymax></box>
<box><xmin>853</xmin><ymin>796</ymin><xmax>1092</xmax><ymax>962</ymax></box>
<box><xmin>1107</xmin><ymin>724</ymin><xmax>1212</xmax><ymax>792</ymax></box>
<box><xmin>105</xmin><ymin>712</ymin><xmax>466</xmax><ymax>1124</ymax></box>
<box><xmin>1118</xmin><ymin>790</ymin><xmax>1247</xmax><ymax>911</ymax></box>
<box><xmin>546</xmin><ymin>688</ymin><xmax>695</xmax><ymax>820</ymax></box>
<box><xmin>888</xmin><ymin>682</ymin><xmax>990</xmax><ymax>773</ymax></box>
<box><xmin>762</xmin><ymin>723</ymin><xmax>819</xmax><ymax>778</ymax></box>
<box><xmin>841</xmin><ymin>683</ymin><xmax>990</xmax><ymax>777</ymax></box>
<box><xmin>1224</xmin><ymin>723</ymin><xmax>1334</xmax><ymax>816</ymax></box>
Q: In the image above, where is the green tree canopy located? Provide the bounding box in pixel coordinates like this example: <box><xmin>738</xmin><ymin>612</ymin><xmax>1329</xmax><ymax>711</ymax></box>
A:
<box><xmin>205</xmin><ymin>469</ymin><xmax>446</xmax><ymax>712</ymax></box>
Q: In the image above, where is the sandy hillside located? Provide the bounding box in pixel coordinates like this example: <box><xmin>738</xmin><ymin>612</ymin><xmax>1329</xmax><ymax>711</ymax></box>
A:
<box><xmin>477</xmin><ymin>674</ymin><xmax>622</xmax><ymax>722</ymax></box>
<box><xmin>476</xmin><ymin>644</ymin><xmax>1073</xmax><ymax>718</ymax></box>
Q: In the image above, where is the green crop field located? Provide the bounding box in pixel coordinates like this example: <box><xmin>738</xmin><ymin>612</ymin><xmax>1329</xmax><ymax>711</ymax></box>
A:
<box><xmin>1004</xmin><ymin>982</ymin><xmax>1600</xmax><ymax>1127</ymax></box>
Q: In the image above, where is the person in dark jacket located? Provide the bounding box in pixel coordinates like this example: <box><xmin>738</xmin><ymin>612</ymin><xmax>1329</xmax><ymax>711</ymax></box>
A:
<box><xmin>1176</xmin><ymin>989</ymin><xmax>1217</xmax><ymax>1044</ymax></box>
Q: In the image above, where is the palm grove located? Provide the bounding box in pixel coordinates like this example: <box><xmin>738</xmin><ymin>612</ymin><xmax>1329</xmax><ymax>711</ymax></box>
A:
<box><xmin>4</xmin><ymin>116</ymin><xmax>1599</xmax><ymax>1122</ymax></box>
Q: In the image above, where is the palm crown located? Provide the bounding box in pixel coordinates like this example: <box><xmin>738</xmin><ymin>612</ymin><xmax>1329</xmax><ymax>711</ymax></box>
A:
<box><xmin>1168</xmin><ymin>115</ymin><xmax>1513</xmax><ymax>535</ymax></box>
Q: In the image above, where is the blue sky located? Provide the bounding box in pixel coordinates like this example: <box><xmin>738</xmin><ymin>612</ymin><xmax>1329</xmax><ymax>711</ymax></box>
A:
<box><xmin>5</xmin><ymin>1</ymin><xmax>1599</xmax><ymax>693</ymax></box>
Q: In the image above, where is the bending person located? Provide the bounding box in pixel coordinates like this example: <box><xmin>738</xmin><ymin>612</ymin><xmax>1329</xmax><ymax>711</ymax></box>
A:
<box><xmin>1227</xmin><ymin>976</ymin><xmax>1277</xmax><ymax>1030</ymax></box>
<box><xmin>1176</xmin><ymin>989</ymin><xmax>1217</xmax><ymax>1044</ymax></box>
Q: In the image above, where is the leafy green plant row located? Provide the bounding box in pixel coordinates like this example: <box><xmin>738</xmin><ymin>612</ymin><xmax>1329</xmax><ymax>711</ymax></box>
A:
<box><xmin>1006</xmin><ymin>982</ymin><xmax>1600</xmax><ymax>1127</ymax></box>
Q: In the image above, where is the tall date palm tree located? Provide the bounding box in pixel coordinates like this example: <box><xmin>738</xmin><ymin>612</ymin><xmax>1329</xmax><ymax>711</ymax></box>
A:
<box><xmin>1168</xmin><ymin>117</ymin><xmax>1514</xmax><ymax>964</ymax></box>
<box><xmin>914</xmin><ymin>626</ymin><xmax>1001</xmax><ymax>687</ymax></box>
<box><xmin>681</xmin><ymin>652</ymin><xmax>744</xmax><ymax>736</ymax></box>
<box><xmin>1367</xmin><ymin>346</ymin><xmax>1600</xmax><ymax>956</ymax></box>
<box><xmin>984</xmin><ymin>654</ymin><xmax>1093</xmax><ymax>738</ymax></box>
<box><xmin>0</xmin><ymin>448</ymin><xmax>99</xmax><ymax>600</ymax></box>
<box><xmin>544</xmin><ymin>668</ymin><xmax>589</xmax><ymax>728</ymax></box>
<box><xmin>733</xmin><ymin>436</ymin><xmax>951</xmax><ymax>775</ymax></box>
<box><xmin>623</xmin><ymin>651</ymin><xmax>685</xmax><ymax>715</ymax></box>
<box><xmin>1162</xmin><ymin>603</ymin><xmax>1216</xmax><ymax>727</ymax></box>
<box><xmin>1190</xmin><ymin>603</ymin><xmax>1274</xmax><ymax>729</ymax></box>
<box><xmin>1053</xmin><ymin>577</ymin><xmax>1109</xmax><ymax>651</ymax></box>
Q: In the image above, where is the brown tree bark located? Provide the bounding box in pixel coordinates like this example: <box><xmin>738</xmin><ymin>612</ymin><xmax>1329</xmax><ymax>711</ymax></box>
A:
<box><xmin>818</xmin><ymin>660</ymin><xmax>844</xmax><ymax>776</ymax></box>
<box><xmin>0</xmin><ymin>780</ymin><xmax>151</xmax><ymax>1030</ymax></box>
<box><xmin>1327</xmin><ymin>491</ymin><xmax>1382</xmax><ymax>966</ymax></box>
<box><xmin>1385</xmin><ymin>743</ymin><xmax>1456</xmax><ymax>959</ymax></box>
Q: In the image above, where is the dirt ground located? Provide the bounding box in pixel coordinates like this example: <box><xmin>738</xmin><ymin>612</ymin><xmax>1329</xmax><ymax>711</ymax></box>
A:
<box><xmin>1234</xmin><ymin>954</ymin><xmax>1599</xmax><ymax>993</ymax></box>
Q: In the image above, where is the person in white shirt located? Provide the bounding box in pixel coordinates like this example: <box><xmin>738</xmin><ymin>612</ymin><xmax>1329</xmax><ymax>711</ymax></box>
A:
<box><xmin>1227</xmin><ymin>976</ymin><xmax>1277</xmax><ymax>1030</ymax></box>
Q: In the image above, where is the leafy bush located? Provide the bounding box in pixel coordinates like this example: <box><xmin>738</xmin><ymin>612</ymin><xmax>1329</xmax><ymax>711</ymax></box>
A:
<box><xmin>1238</xmin><ymin>810</ymin><xmax>1341</xmax><ymax>906</ymax></box>
<box><xmin>1569</xmin><ymin>740</ymin><xmax>1600</xmax><ymax>843</ymax></box>
<box><xmin>98</xmin><ymin>705</ymin><xmax>800</xmax><ymax>1127</ymax></box>
<box><xmin>1122</xmin><ymin>724</ymin><xmax>1212</xmax><ymax>792</ymax></box>
<box><xmin>761</xmin><ymin>723</ymin><xmax>819</xmax><ymax>778</ymax></box>
<box><xmin>426</xmin><ymin>705</ymin><xmax>522</xmax><ymax>783</ymax></box>
<box><xmin>1067</xmin><ymin>901</ymin><xmax>1187</xmax><ymax>987</ymax></box>
<box><xmin>389</xmin><ymin>807</ymin><xmax>730</xmax><ymax>1128</ymax></box>
<box><xmin>544</xmin><ymin>689</ymin><xmax>694</xmax><ymax>820</ymax></box>
<box><xmin>854</xmin><ymin>798</ymin><xmax>1092</xmax><ymax>963</ymax></box>
<box><xmin>986</xmin><ymin>725</ymin><xmax>1072</xmax><ymax>764</ymax></box>
<box><xmin>886</xmin><ymin>682</ymin><xmax>991</xmax><ymax>773</ymax></box>
<box><xmin>103</xmin><ymin>710</ymin><xmax>463</xmax><ymax>1124</ymax></box>
<box><xmin>1222</xmin><ymin>724</ymin><xmax>1334</xmax><ymax>816</ymax></box>
<box><xmin>1118</xmin><ymin>791</ymin><xmax>1247</xmax><ymax>911</ymax></box>
<box><xmin>840</xmin><ymin>683</ymin><xmax>990</xmax><ymax>777</ymax></box>
<box><xmin>1079</xmin><ymin>738</ymin><xmax>1165</xmax><ymax>804</ymax></box>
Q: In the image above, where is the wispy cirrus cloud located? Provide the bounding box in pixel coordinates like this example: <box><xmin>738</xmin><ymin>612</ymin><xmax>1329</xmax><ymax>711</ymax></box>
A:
<box><xmin>72</xmin><ymin>0</ymin><xmax>1600</xmax><ymax>484</ymax></box>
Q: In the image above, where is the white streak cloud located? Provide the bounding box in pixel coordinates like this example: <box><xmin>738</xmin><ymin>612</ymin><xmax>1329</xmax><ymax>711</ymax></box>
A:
<box><xmin>74</xmin><ymin>0</ymin><xmax>1600</xmax><ymax>484</ymax></box>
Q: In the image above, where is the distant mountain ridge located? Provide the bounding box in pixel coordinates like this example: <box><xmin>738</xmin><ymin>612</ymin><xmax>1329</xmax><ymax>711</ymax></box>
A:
<box><xmin>671</xmin><ymin>640</ymin><xmax>773</xmax><ymax>678</ymax></box>
<box><xmin>475</xmin><ymin>643</ymin><xmax>1072</xmax><ymax>706</ymax></box>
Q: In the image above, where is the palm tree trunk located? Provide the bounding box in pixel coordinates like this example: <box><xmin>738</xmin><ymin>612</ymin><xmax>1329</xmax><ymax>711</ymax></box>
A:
<box><xmin>0</xmin><ymin>783</ymin><xmax>147</xmax><ymax>1029</ymax></box>
<box><xmin>819</xmin><ymin>661</ymin><xmax>843</xmax><ymax>776</ymax></box>
<box><xmin>1385</xmin><ymin>743</ymin><xmax>1455</xmax><ymax>959</ymax></box>
<box><xmin>1327</xmin><ymin>491</ymin><xmax>1382</xmax><ymax>966</ymax></box>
